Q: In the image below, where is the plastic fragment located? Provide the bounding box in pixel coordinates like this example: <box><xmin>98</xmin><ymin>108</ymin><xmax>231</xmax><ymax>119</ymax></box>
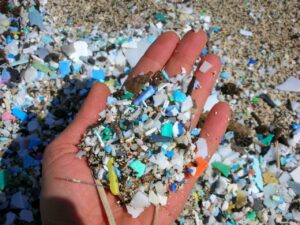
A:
<box><xmin>212</xmin><ymin>161</ymin><xmax>231</xmax><ymax>177</ymax></box>
<box><xmin>199</xmin><ymin>61</ymin><xmax>213</xmax><ymax>73</ymax></box>
<box><xmin>28</xmin><ymin>7</ymin><xmax>43</xmax><ymax>30</ymax></box>
<box><xmin>195</xmin><ymin>138</ymin><xmax>208</xmax><ymax>159</ymax></box>
<box><xmin>173</xmin><ymin>90</ymin><xmax>187</xmax><ymax>103</ymax></box>
<box><xmin>0</xmin><ymin>170</ymin><xmax>8</xmax><ymax>190</ymax></box>
<box><xmin>4</xmin><ymin>212</ymin><xmax>16</xmax><ymax>225</ymax></box>
<box><xmin>257</xmin><ymin>134</ymin><xmax>274</xmax><ymax>145</ymax></box>
<box><xmin>246</xmin><ymin>211</ymin><xmax>256</xmax><ymax>220</ymax></box>
<box><xmin>19</xmin><ymin>209</ymin><xmax>33</xmax><ymax>222</ymax></box>
<box><xmin>276</xmin><ymin>77</ymin><xmax>300</xmax><ymax>92</ymax></box>
<box><xmin>91</xmin><ymin>69</ymin><xmax>105</xmax><ymax>82</ymax></box>
<box><xmin>134</xmin><ymin>85</ymin><xmax>156</xmax><ymax>105</ymax></box>
<box><xmin>290</xmin><ymin>166</ymin><xmax>300</xmax><ymax>183</ymax></box>
<box><xmin>129</xmin><ymin>160</ymin><xmax>146</xmax><ymax>178</ymax></box>
<box><xmin>11</xmin><ymin>108</ymin><xmax>28</xmax><ymax>121</ymax></box>
<box><xmin>58</xmin><ymin>61</ymin><xmax>71</xmax><ymax>78</ymax></box>
<box><xmin>252</xmin><ymin>157</ymin><xmax>264</xmax><ymax>191</ymax></box>
<box><xmin>239</xmin><ymin>29</ymin><xmax>253</xmax><ymax>36</ymax></box>
<box><xmin>161</xmin><ymin>122</ymin><xmax>173</xmax><ymax>138</ymax></box>
<box><xmin>108</xmin><ymin>158</ymin><xmax>119</xmax><ymax>195</ymax></box>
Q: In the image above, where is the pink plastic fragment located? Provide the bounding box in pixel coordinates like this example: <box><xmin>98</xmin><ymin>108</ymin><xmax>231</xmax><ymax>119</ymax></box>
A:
<box><xmin>1</xmin><ymin>111</ymin><xmax>16</xmax><ymax>121</ymax></box>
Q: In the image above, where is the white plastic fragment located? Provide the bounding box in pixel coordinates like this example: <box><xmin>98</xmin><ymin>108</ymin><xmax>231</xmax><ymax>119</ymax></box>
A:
<box><xmin>62</xmin><ymin>41</ymin><xmax>89</xmax><ymax>64</ymax></box>
<box><xmin>239</xmin><ymin>29</ymin><xmax>253</xmax><ymax>36</ymax></box>
<box><xmin>195</xmin><ymin>138</ymin><xmax>208</xmax><ymax>159</ymax></box>
<box><xmin>4</xmin><ymin>212</ymin><xmax>17</xmax><ymax>225</ymax></box>
<box><xmin>149</xmin><ymin>152</ymin><xmax>171</xmax><ymax>170</ymax></box>
<box><xmin>148</xmin><ymin>190</ymin><xmax>159</xmax><ymax>205</ymax></box>
<box><xmin>181</xmin><ymin>96</ymin><xmax>193</xmax><ymax>112</ymax></box>
<box><xmin>127</xmin><ymin>191</ymin><xmax>150</xmax><ymax>218</ymax></box>
<box><xmin>276</xmin><ymin>77</ymin><xmax>300</xmax><ymax>92</ymax></box>
<box><xmin>288</xmin><ymin>131</ymin><xmax>300</xmax><ymax>147</ymax></box>
<box><xmin>290</xmin><ymin>166</ymin><xmax>300</xmax><ymax>183</ymax></box>
<box><xmin>124</xmin><ymin>38</ymin><xmax>152</xmax><ymax>68</ymax></box>
<box><xmin>203</xmin><ymin>93</ymin><xmax>219</xmax><ymax>112</ymax></box>
<box><xmin>199</xmin><ymin>61</ymin><xmax>213</xmax><ymax>73</ymax></box>
<box><xmin>10</xmin><ymin>192</ymin><xmax>27</xmax><ymax>209</ymax></box>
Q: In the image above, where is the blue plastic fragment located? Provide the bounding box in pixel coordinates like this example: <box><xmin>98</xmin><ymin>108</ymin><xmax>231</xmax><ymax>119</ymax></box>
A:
<box><xmin>161</xmin><ymin>69</ymin><xmax>169</xmax><ymax>80</ymax></box>
<box><xmin>187</xmin><ymin>167</ymin><xmax>194</xmax><ymax>174</ymax></box>
<box><xmin>213</xmin><ymin>26</ymin><xmax>220</xmax><ymax>32</ymax></box>
<box><xmin>28</xmin><ymin>7</ymin><xmax>43</xmax><ymax>30</ymax></box>
<box><xmin>6</xmin><ymin>35</ymin><xmax>13</xmax><ymax>44</ymax></box>
<box><xmin>7</xmin><ymin>54</ymin><xmax>14</xmax><ymax>59</ymax></box>
<box><xmin>124</xmin><ymin>67</ymin><xmax>131</xmax><ymax>74</ymax></box>
<box><xmin>1</xmin><ymin>69</ymin><xmax>11</xmax><ymax>81</ymax></box>
<box><xmin>166</xmin><ymin>150</ymin><xmax>175</xmax><ymax>158</ymax></box>
<box><xmin>291</xmin><ymin>123</ymin><xmax>300</xmax><ymax>131</ymax></box>
<box><xmin>173</xmin><ymin>90</ymin><xmax>187</xmax><ymax>103</ymax></box>
<box><xmin>28</xmin><ymin>139</ymin><xmax>42</xmax><ymax>149</ymax></box>
<box><xmin>91</xmin><ymin>69</ymin><xmax>105</xmax><ymax>82</ymax></box>
<box><xmin>9</xmin><ymin>26</ymin><xmax>18</xmax><ymax>32</ymax></box>
<box><xmin>148</xmin><ymin>36</ymin><xmax>156</xmax><ymax>43</ymax></box>
<box><xmin>165</xmin><ymin>105</ymin><xmax>179</xmax><ymax>116</ymax></box>
<box><xmin>140</xmin><ymin>114</ymin><xmax>148</xmax><ymax>122</ymax></box>
<box><xmin>72</xmin><ymin>64</ymin><xmax>81</xmax><ymax>74</ymax></box>
<box><xmin>177</xmin><ymin>123</ymin><xmax>184</xmax><ymax>136</ymax></box>
<box><xmin>23</xmin><ymin>155</ymin><xmax>39</xmax><ymax>168</ymax></box>
<box><xmin>114</xmin><ymin>167</ymin><xmax>121</xmax><ymax>177</ymax></box>
<box><xmin>59</xmin><ymin>61</ymin><xmax>71</xmax><ymax>78</ymax></box>
<box><xmin>42</xmin><ymin>35</ymin><xmax>53</xmax><ymax>44</ymax></box>
<box><xmin>11</xmin><ymin>108</ymin><xmax>28</xmax><ymax>121</ymax></box>
<box><xmin>166</xmin><ymin>170</ymin><xmax>170</xmax><ymax>177</ymax></box>
<box><xmin>0</xmin><ymin>137</ymin><xmax>9</xmax><ymax>142</ymax></box>
<box><xmin>134</xmin><ymin>85</ymin><xmax>156</xmax><ymax>105</ymax></box>
<box><xmin>248</xmin><ymin>58</ymin><xmax>257</xmax><ymax>65</ymax></box>
<box><xmin>107</xmin><ymin>96</ymin><xmax>117</xmax><ymax>105</ymax></box>
<box><xmin>201</xmin><ymin>49</ymin><xmax>209</xmax><ymax>56</ymax></box>
<box><xmin>170</xmin><ymin>183</ymin><xmax>176</xmax><ymax>192</ymax></box>
<box><xmin>252</xmin><ymin>157</ymin><xmax>263</xmax><ymax>191</ymax></box>
<box><xmin>220</xmin><ymin>71</ymin><xmax>230</xmax><ymax>80</ymax></box>
<box><xmin>191</xmin><ymin>128</ymin><xmax>200</xmax><ymax>136</ymax></box>
<box><xmin>104</xmin><ymin>146</ymin><xmax>112</xmax><ymax>153</ymax></box>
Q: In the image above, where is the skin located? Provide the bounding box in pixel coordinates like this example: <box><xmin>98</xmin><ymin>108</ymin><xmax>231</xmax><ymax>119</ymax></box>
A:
<box><xmin>40</xmin><ymin>30</ymin><xmax>231</xmax><ymax>225</ymax></box>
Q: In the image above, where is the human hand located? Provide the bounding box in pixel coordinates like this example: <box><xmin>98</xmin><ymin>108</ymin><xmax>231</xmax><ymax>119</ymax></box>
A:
<box><xmin>40</xmin><ymin>30</ymin><xmax>231</xmax><ymax>225</ymax></box>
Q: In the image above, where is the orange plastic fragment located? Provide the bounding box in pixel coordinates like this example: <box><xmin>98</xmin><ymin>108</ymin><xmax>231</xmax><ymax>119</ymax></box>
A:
<box><xmin>186</xmin><ymin>157</ymin><xmax>208</xmax><ymax>178</ymax></box>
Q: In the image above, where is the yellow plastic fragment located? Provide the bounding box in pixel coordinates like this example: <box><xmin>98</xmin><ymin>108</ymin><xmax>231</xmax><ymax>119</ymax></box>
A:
<box><xmin>108</xmin><ymin>157</ymin><xmax>119</xmax><ymax>195</ymax></box>
<box><xmin>192</xmin><ymin>192</ymin><xmax>198</xmax><ymax>203</ymax></box>
<box><xmin>263</xmin><ymin>172</ymin><xmax>278</xmax><ymax>184</ymax></box>
<box><xmin>105</xmin><ymin>79</ymin><xmax>115</xmax><ymax>88</ymax></box>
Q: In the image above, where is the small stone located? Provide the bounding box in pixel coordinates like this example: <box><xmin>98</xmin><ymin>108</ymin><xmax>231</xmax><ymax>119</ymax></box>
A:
<box><xmin>10</xmin><ymin>192</ymin><xmax>27</xmax><ymax>209</ymax></box>
<box><xmin>19</xmin><ymin>209</ymin><xmax>33</xmax><ymax>222</ymax></box>
<box><xmin>236</xmin><ymin>190</ymin><xmax>247</xmax><ymax>209</ymax></box>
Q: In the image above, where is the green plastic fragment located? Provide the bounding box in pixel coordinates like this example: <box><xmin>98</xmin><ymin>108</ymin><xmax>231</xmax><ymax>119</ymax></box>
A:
<box><xmin>257</xmin><ymin>134</ymin><xmax>274</xmax><ymax>145</ymax></box>
<box><xmin>129</xmin><ymin>160</ymin><xmax>146</xmax><ymax>178</ymax></box>
<box><xmin>153</xmin><ymin>13</ymin><xmax>167</xmax><ymax>21</ymax></box>
<box><xmin>251</xmin><ymin>97</ymin><xmax>260</xmax><ymax>103</ymax></box>
<box><xmin>0</xmin><ymin>170</ymin><xmax>8</xmax><ymax>190</ymax></box>
<box><xmin>246</xmin><ymin>211</ymin><xmax>256</xmax><ymax>219</ymax></box>
<box><xmin>212</xmin><ymin>161</ymin><xmax>231</xmax><ymax>177</ymax></box>
<box><xmin>161</xmin><ymin>122</ymin><xmax>173</xmax><ymax>138</ymax></box>
<box><xmin>122</xmin><ymin>91</ymin><xmax>134</xmax><ymax>100</ymax></box>
<box><xmin>100</xmin><ymin>127</ymin><xmax>112</xmax><ymax>141</ymax></box>
<box><xmin>32</xmin><ymin>61</ymin><xmax>54</xmax><ymax>74</ymax></box>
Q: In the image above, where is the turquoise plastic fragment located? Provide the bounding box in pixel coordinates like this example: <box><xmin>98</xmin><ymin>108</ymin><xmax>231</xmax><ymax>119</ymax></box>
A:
<box><xmin>257</xmin><ymin>134</ymin><xmax>274</xmax><ymax>145</ymax></box>
<box><xmin>212</xmin><ymin>161</ymin><xmax>231</xmax><ymax>177</ymax></box>
<box><xmin>129</xmin><ymin>160</ymin><xmax>146</xmax><ymax>178</ymax></box>
<box><xmin>153</xmin><ymin>13</ymin><xmax>167</xmax><ymax>21</ymax></box>
<box><xmin>161</xmin><ymin>122</ymin><xmax>173</xmax><ymax>137</ymax></box>
<box><xmin>0</xmin><ymin>170</ymin><xmax>8</xmax><ymax>190</ymax></box>
<box><xmin>173</xmin><ymin>90</ymin><xmax>187</xmax><ymax>103</ymax></box>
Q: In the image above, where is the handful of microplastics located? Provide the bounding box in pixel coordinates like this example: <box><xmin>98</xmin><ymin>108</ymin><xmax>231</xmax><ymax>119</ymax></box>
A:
<box><xmin>79</xmin><ymin>69</ymin><xmax>209</xmax><ymax>218</ymax></box>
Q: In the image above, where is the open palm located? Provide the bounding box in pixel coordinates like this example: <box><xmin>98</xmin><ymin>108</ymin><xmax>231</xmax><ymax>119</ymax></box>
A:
<box><xmin>40</xmin><ymin>30</ymin><xmax>231</xmax><ymax>225</ymax></box>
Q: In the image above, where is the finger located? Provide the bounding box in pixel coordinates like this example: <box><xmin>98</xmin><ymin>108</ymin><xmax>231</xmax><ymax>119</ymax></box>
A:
<box><xmin>163</xmin><ymin>102</ymin><xmax>231</xmax><ymax>221</ymax></box>
<box><xmin>164</xmin><ymin>30</ymin><xmax>207</xmax><ymax>77</ymax></box>
<box><xmin>190</xmin><ymin>54</ymin><xmax>222</xmax><ymax>128</ymax></box>
<box><xmin>129</xmin><ymin>31</ymin><xmax>180</xmax><ymax>77</ymax></box>
<box><xmin>54</xmin><ymin>82</ymin><xmax>110</xmax><ymax>146</ymax></box>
